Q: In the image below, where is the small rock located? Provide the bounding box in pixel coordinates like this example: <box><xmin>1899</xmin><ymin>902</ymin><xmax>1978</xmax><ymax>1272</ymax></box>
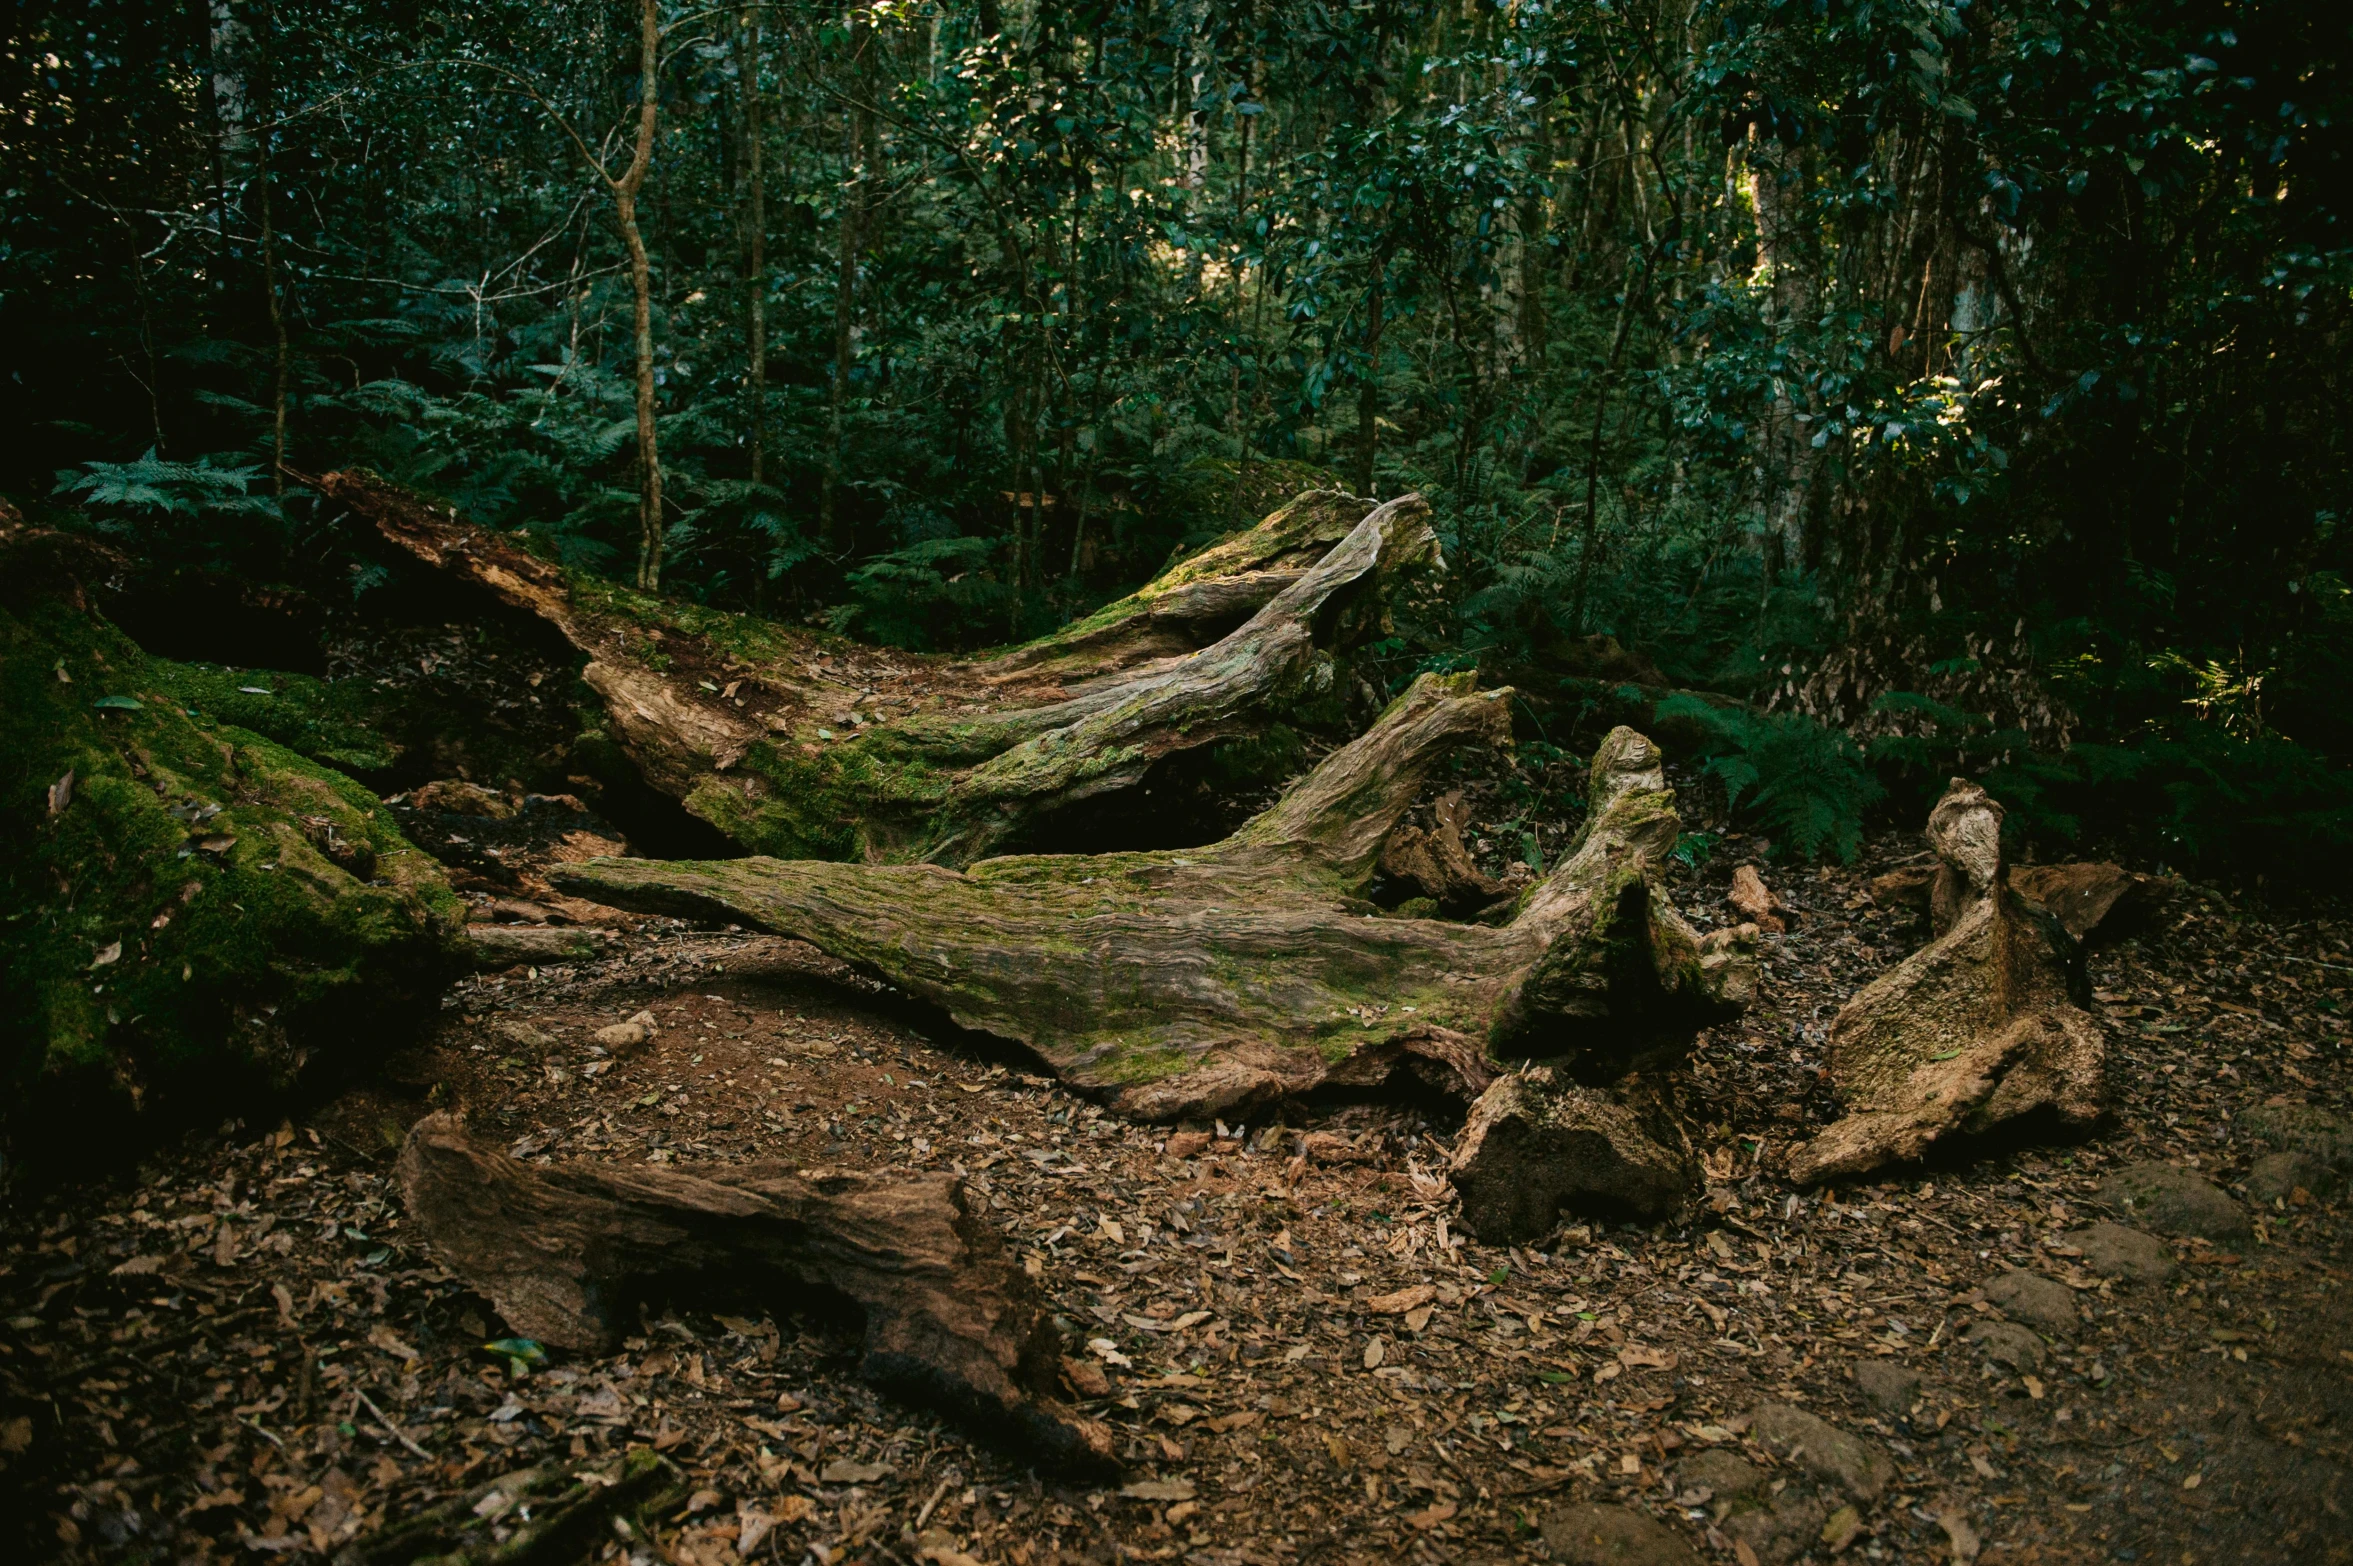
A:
<box><xmin>2095</xmin><ymin>1161</ymin><xmax>2250</xmax><ymax>1244</ymax></box>
<box><xmin>592</xmin><ymin>1009</ymin><xmax>659</xmax><ymax>1051</ymax></box>
<box><xmin>1744</xmin><ymin>1403</ymin><xmax>1893</xmax><ymax>1502</ymax></box>
<box><xmin>1851</xmin><ymin>1359</ymin><xmax>1921</xmax><ymax>1414</ymax></box>
<box><xmin>494</xmin><ymin>1019</ymin><xmax>557</xmax><ymax>1051</ymax></box>
<box><xmin>2239</xmin><ymin>1103</ymin><xmax>2353</xmax><ymax>1171</ymax></box>
<box><xmin>1677</xmin><ymin>1450</ymin><xmax>1824</xmax><ymax>1565</ymax></box>
<box><xmin>1540</xmin><ymin>1503</ymin><xmax>1701</xmax><ymax>1566</ymax></box>
<box><xmin>1965</xmin><ymin>1318</ymin><xmax>2046</xmax><ymax>1374</ymax></box>
<box><xmin>1983</xmin><ymin>1269</ymin><xmax>2078</xmax><ymax>1333</ymax></box>
<box><xmin>2059</xmin><ymin>1221</ymin><xmax>2175</xmax><ymax>1285</ymax></box>
<box><xmin>2244</xmin><ymin>1150</ymin><xmax>2340</xmax><ymax>1204</ymax></box>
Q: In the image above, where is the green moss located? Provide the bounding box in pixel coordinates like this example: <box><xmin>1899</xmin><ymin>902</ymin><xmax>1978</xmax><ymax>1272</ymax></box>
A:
<box><xmin>1</xmin><ymin>585</ymin><xmax>464</xmax><ymax>1170</ymax></box>
<box><xmin>148</xmin><ymin>661</ymin><xmax>402</xmax><ymax>773</ymax></box>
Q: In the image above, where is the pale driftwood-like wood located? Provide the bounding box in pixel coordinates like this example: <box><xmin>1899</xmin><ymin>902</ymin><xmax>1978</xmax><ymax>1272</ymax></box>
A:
<box><xmin>392</xmin><ymin>1113</ymin><xmax>1113</xmax><ymax>1470</ymax></box>
<box><xmin>555</xmin><ymin>690</ymin><xmax>1757</xmax><ymax>1121</ymax></box>
<box><xmin>327</xmin><ymin>470</ymin><xmax>1434</xmax><ymax>866</ymax></box>
<box><xmin>1789</xmin><ymin>780</ymin><xmax>2107</xmax><ymax>1185</ymax></box>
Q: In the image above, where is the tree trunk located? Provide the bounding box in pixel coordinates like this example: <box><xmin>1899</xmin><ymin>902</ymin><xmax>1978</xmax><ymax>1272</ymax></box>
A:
<box><xmin>619</xmin><ymin>0</ymin><xmax>664</xmax><ymax>590</ymax></box>
<box><xmin>394</xmin><ymin>1113</ymin><xmax>1113</xmax><ymax>1470</ymax></box>
<box><xmin>823</xmin><ymin>6</ymin><xmax>875</xmax><ymax>554</ymax></box>
<box><xmin>553</xmin><ymin>699</ymin><xmax>1757</xmax><ymax>1123</ymax></box>
<box><xmin>737</xmin><ymin>7</ymin><xmax>768</xmax><ymax>487</ymax></box>
<box><xmin>327</xmin><ymin>472</ymin><xmax>1428</xmax><ymax>865</ymax></box>
<box><xmin>1355</xmin><ymin>250</ymin><xmax>1385</xmax><ymax>498</ymax></box>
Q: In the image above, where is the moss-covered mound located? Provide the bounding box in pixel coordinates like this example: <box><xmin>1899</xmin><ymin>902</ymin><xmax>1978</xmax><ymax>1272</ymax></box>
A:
<box><xmin>0</xmin><ymin>531</ymin><xmax>466</xmax><ymax>1174</ymax></box>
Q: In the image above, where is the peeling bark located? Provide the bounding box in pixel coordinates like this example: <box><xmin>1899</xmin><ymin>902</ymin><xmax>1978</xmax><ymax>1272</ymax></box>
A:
<box><xmin>393</xmin><ymin>1113</ymin><xmax>1113</xmax><ymax>1470</ymax></box>
<box><xmin>553</xmin><ymin>697</ymin><xmax>1755</xmax><ymax>1122</ymax></box>
<box><xmin>1789</xmin><ymin>779</ymin><xmax>2106</xmax><ymax>1185</ymax></box>
<box><xmin>325</xmin><ymin>472</ymin><xmax>1430</xmax><ymax>866</ymax></box>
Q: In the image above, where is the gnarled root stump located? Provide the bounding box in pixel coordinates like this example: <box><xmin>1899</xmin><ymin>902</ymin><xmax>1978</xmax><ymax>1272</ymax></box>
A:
<box><xmin>1451</xmin><ymin>1066</ymin><xmax>1697</xmax><ymax>1242</ymax></box>
<box><xmin>556</xmin><ymin>693</ymin><xmax>1757</xmax><ymax>1128</ymax></box>
<box><xmin>325</xmin><ymin>470</ymin><xmax>1435</xmax><ymax>866</ymax></box>
<box><xmin>1790</xmin><ymin>780</ymin><xmax>2106</xmax><ymax>1185</ymax></box>
<box><xmin>393</xmin><ymin>1113</ymin><xmax>1112</xmax><ymax>1470</ymax></box>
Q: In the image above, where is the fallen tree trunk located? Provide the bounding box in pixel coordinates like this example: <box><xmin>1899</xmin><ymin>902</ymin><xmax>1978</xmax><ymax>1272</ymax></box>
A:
<box><xmin>554</xmin><ymin>682</ymin><xmax>1756</xmax><ymax>1122</ymax></box>
<box><xmin>393</xmin><ymin>1112</ymin><xmax>1113</xmax><ymax>1470</ymax></box>
<box><xmin>323</xmin><ymin>471</ymin><xmax>1434</xmax><ymax>866</ymax></box>
<box><xmin>1789</xmin><ymin>779</ymin><xmax>2106</xmax><ymax>1185</ymax></box>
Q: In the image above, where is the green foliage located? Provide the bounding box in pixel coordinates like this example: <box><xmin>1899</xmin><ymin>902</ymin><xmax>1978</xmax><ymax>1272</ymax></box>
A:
<box><xmin>1655</xmin><ymin>694</ymin><xmax>1882</xmax><ymax>864</ymax></box>
<box><xmin>826</xmin><ymin>537</ymin><xmax>1020</xmax><ymax>651</ymax></box>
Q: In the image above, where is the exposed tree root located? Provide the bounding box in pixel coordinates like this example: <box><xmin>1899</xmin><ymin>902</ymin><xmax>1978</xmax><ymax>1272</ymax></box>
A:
<box><xmin>553</xmin><ymin>688</ymin><xmax>1756</xmax><ymax>1123</ymax></box>
<box><xmin>393</xmin><ymin>1113</ymin><xmax>1114</xmax><ymax>1470</ymax></box>
<box><xmin>324</xmin><ymin>471</ymin><xmax>1436</xmax><ymax>866</ymax></box>
<box><xmin>1790</xmin><ymin>779</ymin><xmax>2107</xmax><ymax>1185</ymax></box>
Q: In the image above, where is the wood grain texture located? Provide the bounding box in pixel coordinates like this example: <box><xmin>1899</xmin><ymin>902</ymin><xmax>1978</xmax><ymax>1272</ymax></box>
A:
<box><xmin>393</xmin><ymin>1113</ymin><xmax>1114</xmax><ymax>1471</ymax></box>
<box><xmin>328</xmin><ymin>470</ymin><xmax>1435</xmax><ymax>866</ymax></box>
<box><xmin>557</xmin><ymin>694</ymin><xmax>1758</xmax><ymax>1120</ymax></box>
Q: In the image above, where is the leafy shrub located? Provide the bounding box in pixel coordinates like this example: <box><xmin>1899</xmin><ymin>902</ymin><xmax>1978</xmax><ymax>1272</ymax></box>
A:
<box><xmin>1653</xmin><ymin>693</ymin><xmax>1882</xmax><ymax>863</ymax></box>
<box><xmin>53</xmin><ymin>450</ymin><xmax>282</xmax><ymax>568</ymax></box>
<box><xmin>825</xmin><ymin>536</ymin><xmax>1015</xmax><ymax>651</ymax></box>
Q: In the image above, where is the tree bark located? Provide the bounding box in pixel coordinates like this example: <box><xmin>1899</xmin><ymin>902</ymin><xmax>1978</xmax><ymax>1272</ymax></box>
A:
<box><xmin>736</xmin><ymin>6</ymin><xmax>768</xmax><ymax>487</ymax></box>
<box><xmin>1788</xmin><ymin>780</ymin><xmax>2106</xmax><ymax>1185</ymax></box>
<box><xmin>823</xmin><ymin>6</ymin><xmax>875</xmax><ymax>554</ymax></box>
<box><xmin>326</xmin><ymin>472</ymin><xmax>1428</xmax><ymax>865</ymax></box>
<box><xmin>553</xmin><ymin>698</ymin><xmax>1757</xmax><ymax>1122</ymax></box>
<box><xmin>394</xmin><ymin>1113</ymin><xmax>1113</xmax><ymax>1470</ymax></box>
<box><xmin>619</xmin><ymin>0</ymin><xmax>665</xmax><ymax>590</ymax></box>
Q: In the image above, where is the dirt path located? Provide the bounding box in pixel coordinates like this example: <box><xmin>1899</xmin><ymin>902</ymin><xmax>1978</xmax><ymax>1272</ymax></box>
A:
<box><xmin>4</xmin><ymin>841</ymin><xmax>2349</xmax><ymax>1566</ymax></box>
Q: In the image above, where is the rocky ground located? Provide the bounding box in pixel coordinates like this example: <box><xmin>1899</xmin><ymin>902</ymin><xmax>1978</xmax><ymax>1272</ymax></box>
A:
<box><xmin>3</xmin><ymin>820</ymin><xmax>2349</xmax><ymax>1566</ymax></box>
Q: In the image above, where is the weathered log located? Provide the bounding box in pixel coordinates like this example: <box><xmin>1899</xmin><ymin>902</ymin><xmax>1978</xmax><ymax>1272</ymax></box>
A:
<box><xmin>324</xmin><ymin>470</ymin><xmax>1436</xmax><ymax>866</ymax></box>
<box><xmin>1789</xmin><ymin>779</ymin><xmax>2106</xmax><ymax>1184</ymax></box>
<box><xmin>392</xmin><ymin>1112</ymin><xmax>1113</xmax><ymax>1470</ymax></box>
<box><xmin>554</xmin><ymin>690</ymin><xmax>1756</xmax><ymax>1122</ymax></box>
<box><xmin>464</xmin><ymin>923</ymin><xmax>618</xmax><ymax>968</ymax></box>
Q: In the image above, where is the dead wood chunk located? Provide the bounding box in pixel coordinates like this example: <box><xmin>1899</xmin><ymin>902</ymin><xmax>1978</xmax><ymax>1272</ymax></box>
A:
<box><xmin>330</xmin><ymin>469</ymin><xmax>1433</xmax><ymax>867</ymax></box>
<box><xmin>1162</xmin><ymin>1130</ymin><xmax>1212</xmax><ymax>1159</ymax></box>
<box><xmin>2010</xmin><ymin>862</ymin><xmax>2179</xmax><ymax>944</ymax></box>
<box><xmin>1868</xmin><ymin>863</ymin><xmax>1935</xmax><ymax>916</ymax></box>
<box><xmin>1378</xmin><ymin>788</ymin><xmax>1507</xmax><ymax>914</ymax></box>
<box><xmin>555</xmin><ymin>699</ymin><xmax>1754</xmax><ymax>1122</ymax></box>
<box><xmin>335</xmin><ymin>1448</ymin><xmax>682</xmax><ymax>1566</ymax></box>
<box><xmin>1451</xmin><ymin>1065</ymin><xmax>1698</xmax><ymax>1243</ymax></box>
<box><xmin>465</xmin><ymin>923</ymin><xmax>617</xmax><ymax>969</ymax></box>
<box><xmin>1540</xmin><ymin>1502</ymin><xmax>1702</xmax><ymax>1566</ymax></box>
<box><xmin>1300</xmin><ymin>1130</ymin><xmax>1379</xmax><ymax>1165</ymax></box>
<box><xmin>392</xmin><ymin>1113</ymin><xmax>1113</xmax><ymax>1471</ymax></box>
<box><xmin>1727</xmin><ymin>863</ymin><xmax>1792</xmax><ymax>931</ymax></box>
<box><xmin>1789</xmin><ymin>779</ymin><xmax>2105</xmax><ymax>1185</ymax></box>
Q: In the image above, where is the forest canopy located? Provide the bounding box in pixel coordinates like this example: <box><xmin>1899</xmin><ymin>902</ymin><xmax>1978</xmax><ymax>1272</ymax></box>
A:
<box><xmin>5</xmin><ymin>0</ymin><xmax>2349</xmax><ymax>879</ymax></box>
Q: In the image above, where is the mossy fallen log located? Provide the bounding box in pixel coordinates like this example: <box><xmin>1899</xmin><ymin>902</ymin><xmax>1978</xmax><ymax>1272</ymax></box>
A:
<box><xmin>323</xmin><ymin>470</ymin><xmax>1435</xmax><ymax>866</ymax></box>
<box><xmin>0</xmin><ymin>525</ymin><xmax>466</xmax><ymax>1172</ymax></box>
<box><xmin>554</xmin><ymin>682</ymin><xmax>1755</xmax><ymax>1121</ymax></box>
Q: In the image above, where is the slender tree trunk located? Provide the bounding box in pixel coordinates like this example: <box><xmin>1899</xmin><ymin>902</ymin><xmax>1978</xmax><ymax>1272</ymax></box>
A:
<box><xmin>1355</xmin><ymin>251</ymin><xmax>1384</xmax><ymax>497</ymax></box>
<box><xmin>823</xmin><ymin>5</ymin><xmax>874</xmax><ymax>555</ymax></box>
<box><xmin>737</xmin><ymin>8</ymin><xmax>767</xmax><ymax>487</ymax></box>
<box><xmin>618</xmin><ymin>0</ymin><xmax>664</xmax><ymax>590</ymax></box>
<box><xmin>255</xmin><ymin>2</ymin><xmax>288</xmax><ymax>494</ymax></box>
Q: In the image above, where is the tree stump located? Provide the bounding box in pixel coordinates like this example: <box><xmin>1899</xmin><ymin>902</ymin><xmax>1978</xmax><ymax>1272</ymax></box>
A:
<box><xmin>393</xmin><ymin>1113</ymin><xmax>1113</xmax><ymax>1470</ymax></box>
<box><xmin>1789</xmin><ymin>779</ymin><xmax>2106</xmax><ymax>1184</ymax></box>
<box><xmin>555</xmin><ymin>695</ymin><xmax>1757</xmax><ymax>1125</ymax></box>
<box><xmin>325</xmin><ymin>471</ymin><xmax>1437</xmax><ymax>866</ymax></box>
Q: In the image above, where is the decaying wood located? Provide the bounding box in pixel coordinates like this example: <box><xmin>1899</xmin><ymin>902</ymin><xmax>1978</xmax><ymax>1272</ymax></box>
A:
<box><xmin>1378</xmin><ymin>787</ymin><xmax>1512</xmax><ymax>916</ymax></box>
<box><xmin>1872</xmin><ymin>856</ymin><xmax>2173</xmax><ymax>946</ymax></box>
<box><xmin>464</xmin><ymin>923</ymin><xmax>618</xmax><ymax>968</ymax></box>
<box><xmin>392</xmin><ymin>1113</ymin><xmax>1113</xmax><ymax>1469</ymax></box>
<box><xmin>555</xmin><ymin>690</ymin><xmax>1757</xmax><ymax>1123</ymax></box>
<box><xmin>1789</xmin><ymin>780</ymin><xmax>2106</xmax><ymax>1185</ymax></box>
<box><xmin>325</xmin><ymin>470</ymin><xmax>1434</xmax><ymax>866</ymax></box>
<box><xmin>1728</xmin><ymin>863</ymin><xmax>1792</xmax><ymax>932</ymax></box>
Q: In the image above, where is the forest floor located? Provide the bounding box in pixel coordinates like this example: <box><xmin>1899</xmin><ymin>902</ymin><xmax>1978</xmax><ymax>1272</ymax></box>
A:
<box><xmin>4</xmin><ymin>820</ymin><xmax>2351</xmax><ymax>1566</ymax></box>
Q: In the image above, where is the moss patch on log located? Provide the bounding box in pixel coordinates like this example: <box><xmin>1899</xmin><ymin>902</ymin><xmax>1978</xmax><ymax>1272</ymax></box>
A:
<box><xmin>0</xmin><ymin>533</ymin><xmax>465</xmax><ymax>1169</ymax></box>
